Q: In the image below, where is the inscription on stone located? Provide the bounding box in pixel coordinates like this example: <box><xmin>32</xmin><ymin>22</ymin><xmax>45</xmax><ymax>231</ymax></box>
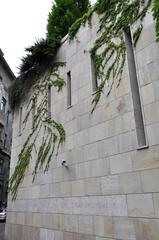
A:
<box><xmin>8</xmin><ymin>195</ymin><xmax>128</xmax><ymax>217</ymax></box>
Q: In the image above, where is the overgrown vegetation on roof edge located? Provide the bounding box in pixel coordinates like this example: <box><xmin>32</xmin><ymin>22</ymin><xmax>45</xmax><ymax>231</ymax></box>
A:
<box><xmin>9</xmin><ymin>0</ymin><xmax>90</xmax><ymax>200</ymax></box>
<box><xmin>9</xmin><ymin>0</ymin><xmax>90</xmax><ymax>109</ymax></box>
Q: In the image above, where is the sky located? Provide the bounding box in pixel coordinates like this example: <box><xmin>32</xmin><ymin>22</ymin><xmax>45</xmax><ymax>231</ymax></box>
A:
<box><xmin>0</xmin><ymin>0</ymin><xmax>96</xmax><ymax>76</ymax></box>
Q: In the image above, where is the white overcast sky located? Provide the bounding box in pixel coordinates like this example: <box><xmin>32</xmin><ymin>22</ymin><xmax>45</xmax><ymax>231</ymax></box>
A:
<box><xmin>0</xmin><ymin>0</ymin><xmax>96</xmax><ymax>76</ymax></box>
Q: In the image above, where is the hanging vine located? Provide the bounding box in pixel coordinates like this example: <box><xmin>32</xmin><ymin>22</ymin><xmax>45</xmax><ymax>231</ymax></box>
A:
<box><xmin>9</xmin><ymin>63</ymin><xmax>66</xmax><ymax>200</ymax></box>
<box><xmin>69</xmin><ymin>0</ymin><xmax>155</xmax><ymax>112</ymax></box>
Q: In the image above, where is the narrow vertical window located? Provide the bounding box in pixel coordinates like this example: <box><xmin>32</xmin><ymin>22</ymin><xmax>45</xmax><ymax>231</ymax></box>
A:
<box><xmin>91</xmin><ymin>55</ymin><xmax>98</xmax><ymax>92</ymax></box>
<box><xmin>4</xmin><ymin>134</ymin><xmax>7</xmax><ymax>149</ymax></box>
<box><xmin>125</xmin><ymin>27</ymin><xmax>147</xmax><ymax>148</ymax></box>
<box><xmin>67</xmin><ymin>71</ymin><xmax>72</xmax><ymax>107</ymax></box>
<box><xmin>19</xmin><ymin>107</ymin><xmax>23</xmax><ymax>136</ymax></box>
<box><xmin>48</xmin><ymin>85</ymin><xmax>51</xmax><ymax>115</ymax></box>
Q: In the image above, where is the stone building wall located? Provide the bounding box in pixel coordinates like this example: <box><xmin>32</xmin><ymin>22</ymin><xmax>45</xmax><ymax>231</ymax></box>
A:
<box><xmin>5</xmin><ymin>11</ymin><xmax>159</xmax><ymax>240</ymax></box>
<box><xmin>0</xmin><ymin>49</ymin><xmax>14</xmax><ymax>207</ymax></box>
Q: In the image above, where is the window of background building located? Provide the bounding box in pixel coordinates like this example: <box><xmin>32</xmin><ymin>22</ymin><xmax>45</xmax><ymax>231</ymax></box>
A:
<box><xmin>4</xmin><ymin>134</ymin><xmax>7</xmax><ymax>149</ymax></box>
<box><xmin>0</xmin><ymin>160</ymin><xmax>3</xmax><ymax>174</ymax></box>
<box><xmin>0</xmin><ymin>124</ymin><xmax>3</xmax><ymax>141</ymax></box>
<box><xmin>0</xmin><ymin>97</ymin><xmax>6</xmax><ymax>112</ymax></box>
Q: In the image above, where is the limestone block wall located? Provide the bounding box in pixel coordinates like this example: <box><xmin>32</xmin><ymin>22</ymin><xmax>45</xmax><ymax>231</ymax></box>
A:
<box><xmin>5</xmin><ymin>12</ymin><xmax>159</xmax><ymax>240</ymax></box>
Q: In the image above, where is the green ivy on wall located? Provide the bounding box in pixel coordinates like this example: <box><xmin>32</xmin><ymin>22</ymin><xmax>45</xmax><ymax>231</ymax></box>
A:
<box><xmin>69</xmin><ymin>0</ymin><xmax>159</xmax><ymax>113</ymax></box>
<box><xmin>9</xmin><ymin>63</ymin><xmax>66</xmax><ymax>200</ymax></box>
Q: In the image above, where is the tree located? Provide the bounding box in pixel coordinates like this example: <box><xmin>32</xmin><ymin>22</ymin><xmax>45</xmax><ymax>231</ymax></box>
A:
<box><xmin>47</xmin><ymin>0</ymin><xmax>90</xmax><ymax>41</ymax></box>
<box><xmin>152</xmin><ymin>0</ymin><xmax>159</xmax><ymax>42</ymax></box>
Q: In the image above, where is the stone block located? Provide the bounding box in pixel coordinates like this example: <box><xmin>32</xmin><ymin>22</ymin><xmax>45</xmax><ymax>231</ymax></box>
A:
<box><xmin>132</xmin><ymin>146</ymin><xmax>159</xmax><ymax>171</ymax></box>
<box><xmin>76</xmin><ymin>129</ymin><xmax>89</xmax><ymax>147</ymax></box>
<box><xmin>127</xmin><ymin>194</ymin><xmax>154</xmax><ymax>217</ymax></box>
<box><xmin>64</xmin><ymin>214</ymin><xmax>78</xmax><ymax>232</ymax></box>
<box><xmin>65</xmin><ymin>119</ymin><xmax>78</xmax><ymax>136</ymax></box>
<box><xmin>62</xmin><ymin>164</ymin><xmax>76</xmax><ymax>182</ymax></box>
<box><xmin>24</xmin><ymin>212</ymin><xmax>33</xmax><ymax>226</ymax></box>
<box><xmin>101</xmin><ymin>175</ymin><xmax>119</xmax><ymax>195</ymax></box>
<box><xmin>78</xmin><ymin>113</ymin><xmax>90</xmax><ymax>131</ymax></box>
<box><xmin>52</xmin><ymin>167</ymin><xmax>64</xmax><ymax>183</ymax></box>
<box><xmin>119</xmin><ymin>172</ymin><xmax>142</xmax><ymax>194</ymax></box>
<box><xmin>78</xmin><ymin>195</ymin><xmax>127</xmax><ymax>216</ymax></box>
<box><xmin>40</xmin><ymin>184</ymin><xmax>50</xmax><ymax>199</ymax></box>
<box><xmin>51</xmin><ymin>214</ymin><xmax>64</xmax><ymax>230</ymax></box>
<box><xmin>135</xmin><ymin>21</ymin><xmax>156</xmax><ymax>49</ymax></box>
<box><xmin>22</xmin><ymin>225</ymin><xmax>40</xmax><ymax>240</ymax></box>
<box><xmin>32</xmin><ymin>213</ymin><xmax>42</xmax><ymax>228</ymax></box>
<box><xmin>134</xmin><ymin>218</ymin><xmax>159</xmax><ymax>240</ymax></box>
<box><xmin>107</xmin><ymin>136</ymin><xmax>119</xmax><ymax>156</ymax></box>
<box><xmin>63</xmin><ymin>232</ymin><xmax>86</xmax><ymax>240</ymax></box>
<box><xmin>117</xmin><ymin>131</ymin><xmax>136</xmax><ymax>153</ymax></box>
<box><xmin>72</xmin><ymin>180</ymin><xmax>85</xmax><ymax>196</ymax></box>
<box><xmin>78</xmin><ymin>233</ymin><xmax>96</xmax><ymax>240</ymax></box>
<box><xmin>114</xmin><ymin>217</ymin><xmax>136</xmax><ymax>240</ymax></box>
<box><xmin>94</xmin><ymin>216</ymin><xmax>114</xmax><ymax>238</ymax></box>
<box><xmin>144</xmin><ymin>101</ymin><xmax>159</xmax><ymax>125</ymax></box>
<box><xmin>69</xmin><ymin>147</ymin><xmax>85</xmax><ymax>164</ymax></box>
<box><xmin>147</xmin><ymin>122</ymin><xmax>159</xmax><ymax>146</ymax></box>
<box><xmin>141</xmin><ymin>83</ymin><xmax>155</xmax><ymax>105</ymax></box>
<box><xmin>78</xmin><ymin>215</ymin><xmax>94</xmax><ymax>234</ymax></box>
<box><xmin>84</xmin><ymin>142</ymin><xmax>99</xmax><ymax>161</ymax></box>
<box><xmin>60</xmin><ymin>181</ymin><xmax>72</xmax><ymax>197</ymax></box>
<box><xmin>89</xmin><ymin>158</ymin><xmax>109</xmax><ymax>177</ymax></box>
<box><xmin>89</xmin><ymin>123</ymin><xmax>107</xmax><ymax>143</ymax></box>
<box><xmin>110</xmin><ymin>152</ymin><xmax>132</xmax><ymax>174</ymax></box>
<box><xmin>63</xmin><ymin>232</ymin><xmax>76</xmax><ymax>240</ymax></box>
<box><xmin>153</xmin><ymin>193</ymin><xmax>159</xmax><ymax>217</ymax></box>
<box><xmin>137</xmin><ymin>41</ymin><xmax>159</xmax><ymax>69</ymax></box>
<box><xmin>98</xmin><ymin>139</ymin><xmax>109</xmax><ymax>158</ymax></box>
<box><xmin>49</xmin><ymin>183</ymin><xmax>61</xmax><ymax>198</ymax></box>
<box><xmin>40</xmin><ymin>229</ymin><xmax>63</xmax><ymax>240</ymax></box>
<box><xmin>85</xmin><ymin>177</ymin><xmax>101</xmax><ymax>195</ymax></box>
<box><xmin>141</xmin><ymin>168</ymin><xmax>159</xmax><ymax>192</ymax></box>
<box><xmin>75</xmin><ymin>161</ymin><xmax>90</xmax><ymax>179</ymax></box>
<box><xmin>153</xmin><ymin>80</ymin><xmax>159</xmax><ymax>101</ymax></box>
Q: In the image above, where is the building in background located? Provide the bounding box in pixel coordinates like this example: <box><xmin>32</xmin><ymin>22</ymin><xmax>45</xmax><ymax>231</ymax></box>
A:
<box><xmin>0</xmin><ymin>49</ymin><xmax>14</xmax><ymax>207</ymax></box>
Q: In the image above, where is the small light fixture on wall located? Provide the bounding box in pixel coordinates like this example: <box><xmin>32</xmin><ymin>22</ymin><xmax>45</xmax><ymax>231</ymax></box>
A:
<box><xmin>62</xmin><ymin>160</ymin><xmax>68</xmax><ymax>168</ymax></box>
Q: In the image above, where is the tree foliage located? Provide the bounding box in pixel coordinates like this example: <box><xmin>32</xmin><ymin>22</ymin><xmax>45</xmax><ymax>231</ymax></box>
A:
<box><xmin>152</xmin><ymin>0</ymin><xmax>159</xmax><ymax>41</ymax></box>
<box><xmin>47</xmin><ymin>0</ymin><xmax>90</xmax><ymax>41</ymax></box>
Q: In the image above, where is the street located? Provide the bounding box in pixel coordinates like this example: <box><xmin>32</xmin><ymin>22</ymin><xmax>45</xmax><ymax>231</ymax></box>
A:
<box><xmin>0</xmin><ymin>222</ymin><xmax>5</xmax><ymax>240</ymax></box>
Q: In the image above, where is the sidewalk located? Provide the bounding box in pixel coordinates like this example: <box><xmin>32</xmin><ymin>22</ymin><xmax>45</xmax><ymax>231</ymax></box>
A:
<box><xmin>0</xmin><ymin>222</ymin><xmax>5</xmax><ymax>240</ymax></box>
